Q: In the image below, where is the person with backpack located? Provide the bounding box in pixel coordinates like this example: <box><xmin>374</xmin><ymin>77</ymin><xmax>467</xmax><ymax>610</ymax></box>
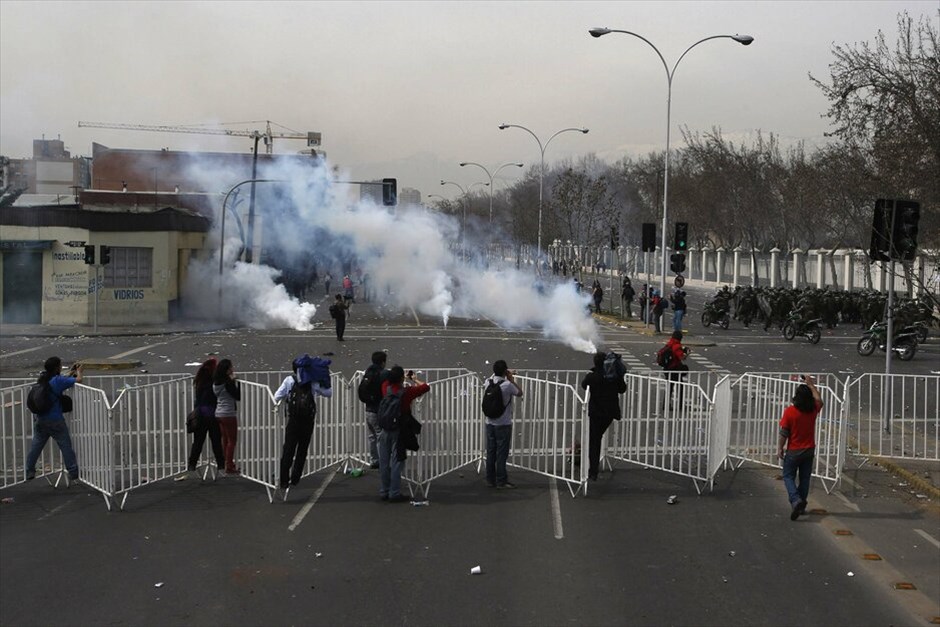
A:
<box><xmin>672</xmin><ymin>289</ymin><xmax>687</xmax><ymax>333</ymax></box>
<box><xmin>482</xmin><ymin>360</ymin><xmax>523</xmax><ymax>489</ymax></box>
<box><xmin>25</xmin><ymin>356</ymin><xmax>82</xmax><ymax>482</ymax></box>
<box><xmin>274</xmin><ymin>354</ymin><xmax>333</xmax><ymax>490</ymax></box>
<box><xmin>621</xmin><ymin>278</ymin><xmax>635</xmax><ymax>318</ymax></box>
<box><xmin>212</xmin><ymin>359</ymin><xmax>242</xmax><ymax>475</ymax></box>
<box><xmin>777</xmin><ymin>376</ymin><xmax>823</xmax><ymax>521</ymax></box>
<box><xmin>657</xmin><ymin>331</ymin><xmax>690</xmax><ymax>410</ymax></box>
<box><xmin>359</xmin><ymin>351</ymin><xmax>390</xmax><ymax>469</ymax></box>
<box><xmin>329</xmin><ymin>294</ymin><xmax>348</xmax><ymax>341</ymax></box>
<box><xmin>187</xmin><ymin>358</ymin><xmax>225</xmax><ymax>473</ymax></box>
<box><xmin>652</xmin><ymin>290</ymin><xmax>668</xmax><ymax>333</ymax></box>
<box><xmin>580</xmin><ymin>352</ymin><xmax>628</xmax><ymax>482</ymax></box>
<box><xmin>376</xmin><ymin>366</ymin><xmax>430</xmax><ymax>502</ymax></box>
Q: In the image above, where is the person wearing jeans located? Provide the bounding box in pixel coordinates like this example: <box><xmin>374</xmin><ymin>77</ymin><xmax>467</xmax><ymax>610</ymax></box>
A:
<box><xmin>188</xmin><ymin>358</ymin><xmax>224</xmax><ymax>472</ymax></box>
<box><xmin>672</xmin><ymin>289</ymin><xmax>686</xmax><ymax>333</ymax></box>
<box><xmin>377</xmin><ymin>366</ymin><xmax>430</xmax><ymax>502</ymax></box>
<box><xmin>25</xmin><ymin>356</ymin><xmax>82</xmax><ymax>482</ymax></box>
<box><xmin>777</xmin><ymin>376</ymin><xmax>823</xmax><ymax>521</ymax></box>
<box><xmin>483</xmin><ymin>360</ymin><xmax>523</xmax><ymax>489</ymax></box>
<box><xmin>212</xmin><ymin>359</ymin><xmax>241</xmax><ymax>474</ymax></box>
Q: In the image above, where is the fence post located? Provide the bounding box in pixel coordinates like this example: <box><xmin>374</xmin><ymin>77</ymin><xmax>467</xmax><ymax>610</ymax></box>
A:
<box><xmin>732</xmin><ymin>246</ymin><xmax>742</xmax><ymax>288</ymax></box>
<box><xmin>791</xmin><ymin>248</ymin><xmax>804</xmax><ymax>288</ymax></box>
<box><xmin>769</xmin><ymin>247</ymin><xmax>780</xmax><ymax>287</ymax></box>
<box><xmin>716</xmin><ymin>247</ymin><xmax>725</xmax><ymax>284</ymax></box>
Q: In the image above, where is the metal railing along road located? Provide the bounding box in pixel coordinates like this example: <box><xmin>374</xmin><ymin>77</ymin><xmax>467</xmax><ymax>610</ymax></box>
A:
<box><xmin>0</xmin><ymin>384</ymin><xmax>64</xmax><ymax>489</ymax></box>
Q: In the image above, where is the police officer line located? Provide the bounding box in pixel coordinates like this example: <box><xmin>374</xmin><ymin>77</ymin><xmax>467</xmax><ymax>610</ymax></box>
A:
<box><xmin>1</xmin><ymin>370</ymin><xmax>936</xmax><ymax>510</ymax></box>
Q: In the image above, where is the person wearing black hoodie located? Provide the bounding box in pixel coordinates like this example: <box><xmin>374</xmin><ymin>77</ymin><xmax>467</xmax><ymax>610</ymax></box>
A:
<box><xmin>580</xmin><ymin>352</ymin><xmax>627</xmax><ymax>481</ymax></box>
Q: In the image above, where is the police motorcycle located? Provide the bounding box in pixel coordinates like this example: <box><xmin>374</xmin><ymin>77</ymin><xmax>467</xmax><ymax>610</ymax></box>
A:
<box><xmin>856</xmin><ymin>321</ymin><xmax>918</xmax><ymax>361</ymax></box>
<box><xmin>782</xmin><ymin>310</ymin><xmax>822</xmax><ymax>344</ymax></box>
<box><xmin>701</xmin><ymin>299</ymin><xmax>731</xmax><ymax>329</ymax></box>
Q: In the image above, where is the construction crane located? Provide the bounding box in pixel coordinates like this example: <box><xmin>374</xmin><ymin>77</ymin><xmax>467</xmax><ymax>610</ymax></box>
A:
<box><xmin>77</xmin><ymin>120</ymin><xmax>321</xmax><ymax>154</ymax></box>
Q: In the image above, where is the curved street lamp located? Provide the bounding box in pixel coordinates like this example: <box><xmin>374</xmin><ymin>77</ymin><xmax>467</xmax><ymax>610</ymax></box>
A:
<box><xmin>459</xmin><ymin>161</ymin><xmax>524</xmax><ymax>223</ymax></box>
<box><xmin>588</xmin><ymin>26</ymin><xmax>753</xmax><ymax>300</ymax></box>
<box><xmin>441</xmin><ymin>179</ymin><xmax>488</xmax><ymax>254</ymax></box>
<box><xmin>498</xmin><ymin>124</ymin><xmax>588</xmax><ymax>261</ymax></box>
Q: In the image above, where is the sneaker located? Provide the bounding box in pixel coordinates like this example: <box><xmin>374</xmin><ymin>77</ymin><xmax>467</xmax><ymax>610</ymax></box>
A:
<box><xmin>797</xmin><ymin>500</ymin><xmax>808</xmax><ymax>514</ymax></box>
<box><xmin>497</xmin><ymin>482</ymin><xmax>516</xmax><ymax>490</ymax></box>
<box><xmin>790</xmin><ymin>503</ymin><xmax>801</xmax><ymax>521</ymax></box>
<box><xmin>387</xmin><ymin>494</ymin><xmax>409</xmax><ymax>503</ymax></box>
<box><xmin>68</xmin><ymin>473</ymin><xmax>79</xmax><ymax>482</ymax></box>
<box><xmin>225</xmin><ymin>468</ymin><xmax>241</xmax><ymax>476</ymax></box>
<box><xmin>25</xmin><ymin>471</ymin><xmax>35</xmax><ymax>481</ymax></box>
<box><xmin>279</xmin><ymin>483</ymin><xmax>289</xmax><ymax>490</ymax></box>
<box><xmin>289</xmin><ymin>478</ymin><xmax>300</xmax><ymax>487</ymax></box>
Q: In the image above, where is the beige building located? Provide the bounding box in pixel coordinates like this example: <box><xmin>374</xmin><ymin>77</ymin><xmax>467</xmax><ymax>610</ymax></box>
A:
<box><xmin>1</xmin><ymin>203</ymin><xmax>209</xmax><ymax>326</ymax></box>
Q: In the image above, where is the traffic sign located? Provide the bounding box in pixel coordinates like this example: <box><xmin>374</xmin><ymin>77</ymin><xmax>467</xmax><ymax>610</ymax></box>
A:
<box><xmin>64</xmin><ymin>241</ymin><xmax>87</xmax><ymax>248</ymax></box>
<box><xmin>674</xmin><ymin>275</ymin><xmax>685</xmax><ymax>288</ymax></box>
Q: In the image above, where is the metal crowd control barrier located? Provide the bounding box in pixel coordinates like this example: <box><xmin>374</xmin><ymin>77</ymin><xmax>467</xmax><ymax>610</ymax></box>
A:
<box><xmin>604</xmin><ymin>373</ymin><xmax>718</xmax><ymax>493</ymax></box>
<box><xmin>728</xmin><ymin>374</ymin><xmax>845</xmax><ymax>493</ymax></box>
<box><xmin>235</xmin><ymin>380</ymin><xmax>282</xmax><ymax>500</ymax></box>
<box><xmin>0</xmin><ymin>384</ymin><xmax>64</xmax><ymax>488</ymax></box>
<box><xmin>845</xmin><ymin>373</ymin><xmax>939</xmax><ymax>463</ymax></box>
<box><xmin>400</xmin><ymin>373</ymin><xmax>483</xmax><ymax>498</ymax></box>
<box><xmin>70</xmin><ymin>383</ymin><xmax>115</xmax><ymax>506</ymax></box>
<box><xmin>508</xmin><ymin>375</ymin><xmax>587</xmax><ymax>497</ymax></box>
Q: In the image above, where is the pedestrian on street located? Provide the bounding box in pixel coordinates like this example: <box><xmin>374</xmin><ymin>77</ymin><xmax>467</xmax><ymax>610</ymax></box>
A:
<box><xmin>212</xmin><ymin>359</ymin><xmax>241</xmax><ymax>475</ymax></box>
<box><xmin>274</xmin><ymin>354</ymin><xmax>333</xmax><ymax>490</ymax></box>
<box><xmin>483</xmin><ymin>360</ymin><xmax>523</xmax><ymax>489</ymax></box>
<box><xmin>672</xmin><ymin>289</ymin><xmax>687</xmax><ymax>333</ymax></box>
<box><xmin>621</xmin><ymin>278</ymin><xmax>635</xmax><ymax>318</ymax></box>
<box><xmin>592</xmin><ymin>280</ymin><xmax>604</xmax><ymax>314</ymax></box>
<box><xmin>377</xmin><ymin>366</ymin><xmax>430</xmax><ymax>502</ymax></box>
<box><xmin>323</xmin><ymin>272</ymin><xmax>332</xmax><ymax>297</ymax></box>
<box><xmin>329</xmin><ymin>294</ymin><xmax>347</xmax><ymax>341</ymax></box>
<box><xmin>652</xmin><ymin>290</ymin><xmax>668</xmax><ymax>333</ymax></box>
<box><xmin>359</xmin><ymin>351</ymin><xmax>390</xmax><ymax>469</ymax></box>
<box><xmin>187</xmin><ymin>358</ymin><xmax>225</xmax><ymax>473</ymax></box>
<box><xmin>342</xmin><ymin>274</ymin><xmax>355</xmax><ymax>306</ymax></box>
<box><xmin>25</xmin><ymin>356</ymin><xmax>82</xmax><ymax>482</ymax></box>
<box><xmin>659</xmin><ymin>331</ymin><xmax>690</xmax><ymax>409</ymax></box>
<box><xmin>638</xmin><ymin>284</ymin><xmax>648</xmax><ymax>323</ymax></box>
<box><xmin>777</xmin><ymin>376</ymin><xmax>823</xmax><ymax>521</ymax></box>
<box><xmin>580</xmin><ymin>352</ymin><xmax>627</xmax><ymax>481</ymax></box>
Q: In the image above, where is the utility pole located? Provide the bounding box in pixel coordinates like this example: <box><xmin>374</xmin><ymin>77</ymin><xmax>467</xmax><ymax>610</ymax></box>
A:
<box><xmin>245</xmin><ymin>132</ymin><xmax>261</xmax><ymax>263</ymax></box>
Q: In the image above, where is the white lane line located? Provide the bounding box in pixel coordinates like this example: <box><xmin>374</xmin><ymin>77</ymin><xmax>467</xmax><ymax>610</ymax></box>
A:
<box><xmin>549</xmin><ymin>478</ymin><xmax>564</xmax><ymax>540</ymax></box>
<box><xmin>288</xmin><ymin>467</ymin><xmax>338</xmax><ymax>532</ymax></box>
<box><xmin>834</xmin><ymin>491</ymin><xmax>861</xmax><ymax>512</ymax></box>
<box><xmin>108</xmin><ymin>341</ymin><xmax>173</xmax><ymax>360</ymax></box>
<box><xmin>37</xmin><ymin>495</ymin><xmax>78</xmax><ymax>521</ymax></box>
<box><xmin>913</xmin><ymin>528</ymin><xmax>940</xmax><ymax>549</ymax></box>
<box><xmin>2</xmin><ymin>345</ymin><xmax>50</xmax><ymax>358</ymax></box>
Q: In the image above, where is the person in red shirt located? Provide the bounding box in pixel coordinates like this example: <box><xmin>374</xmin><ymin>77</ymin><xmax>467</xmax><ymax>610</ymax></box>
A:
<box><xmin>777</xmin><ymin>376</ymin><xmax>823</xmax><ymax>520</ymax></box>
<box><xmin>377</xmin><ymin>366</ymin><xmax>430</xmax><ymax>502</ymax></box>
<box><xmin>660</xmin><ymin>331</ymin><xmax>690</xmax><ymax>410</ymax></box>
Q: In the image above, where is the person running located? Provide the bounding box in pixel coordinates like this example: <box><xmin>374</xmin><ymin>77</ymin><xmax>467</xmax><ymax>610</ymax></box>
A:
<box><xmin>187</xmin><ymin>358</ymin><xmax>225</xmax><ymax>473</ymax></box>
<box><xmin>25</xmin><ymin>357</ymin><xmax>82</xmax><ymax>482</ymax></box>
<box><xmin>483</xmin><ymin>360</ymin><xmax>523</xmax><ymax>489</ymax></box>
<box><xmin>580</xmin><ymin>352</ymin><xmax>627</xmax><ymax>481</ymax></box>
<box><xmin>329</xmin><ymin>294</ymin><xmax>348</xmax><ymax>341</ymax></box>
<box><xmin>777</xmin><ymin>376</ymin><xmax>823</xmax><ymax>521</ymax></box>
<box><xmin>377</xmin><ymin>366</ymin><xmax>430</xmax><ymax>502</ymax></box>
<box><xmin>274</xmin><ymin>354</ymin><xmax>333</xmax><ymax>490</ymax></box>
<box><xmin>212</xmin><ymin>359</ymin><xmax>241</xmax><ymax>475</ymax></box>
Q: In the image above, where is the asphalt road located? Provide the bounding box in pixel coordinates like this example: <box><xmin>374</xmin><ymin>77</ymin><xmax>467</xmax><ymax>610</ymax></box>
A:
<box><xmin>1</xmin><ymin>295</ymin><xmax>939</xmax><ymax>626</ymax></box>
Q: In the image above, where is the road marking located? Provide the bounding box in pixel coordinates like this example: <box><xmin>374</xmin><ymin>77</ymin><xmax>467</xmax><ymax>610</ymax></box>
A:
<box><xmin>288</xmin><ymin>467</ymin><xmax>337</xmax><ymax>532</ymax></box>
<box><xmin>914</xmin><ymin>528</ymin><xmax>940</xmax><ymax>549</ymax></box>
<box><xmin>549</xmin><ymin>478</ymin><xmax>564</xmax><ymax>540</ymax></box>
<box><xmin>2</xmin><ymin>345</ymin><xmax>49</xmax><ymax>358</ymax></box>
<box><xmin>108</xmin><ymin>340</ymin><xmax>174</xmax><ymax>360</ymax></box>
<box><xmin>37</xmin><ymin>495</ymin><xmax>78</xmax><ymax>521</ymax></box>
<box><xmin>834</xmin><ymin>491</ymin><xmax>861</xmax><ymax>512</ymax></box>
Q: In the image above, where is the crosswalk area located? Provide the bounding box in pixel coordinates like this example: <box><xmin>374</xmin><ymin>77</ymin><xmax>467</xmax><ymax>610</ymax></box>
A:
<box><xmin>608</xmin><ymin>345</ymin><xmax>730</xmax><ymax>373</ymax></box>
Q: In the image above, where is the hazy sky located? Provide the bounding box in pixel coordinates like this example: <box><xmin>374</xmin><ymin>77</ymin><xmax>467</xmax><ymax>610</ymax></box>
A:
<box><xmin>1</xmin><ymin>1</ymin><xmax>935</xmax><ymax>199</ymax></box>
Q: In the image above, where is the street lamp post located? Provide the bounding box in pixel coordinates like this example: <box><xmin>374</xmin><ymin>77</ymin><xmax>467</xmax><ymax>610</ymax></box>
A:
<box><xmin>588</xmin><ymin>27</ymin><xmax>753</xmax><ymax>299</ymax></box>
<box><xmin>458</xmin><ymin>161</ymin><xmax>524</xmax><ymax>223</ymax></box>
<box><xmin>498</xmin><ymin>124</ymin><xmax>589</xmax><ymax>262</ymax></box>
<box><xmin>441</xmin><ymin>179</ymin><xmax>488</xmax><ymax>258</ymax></box>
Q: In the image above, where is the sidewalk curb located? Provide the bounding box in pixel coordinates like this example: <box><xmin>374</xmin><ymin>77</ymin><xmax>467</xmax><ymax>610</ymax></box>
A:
<box><xmin>871</xmin><ymin>458</ymin><xmax>940</xmax><ymax>501</ymax></box>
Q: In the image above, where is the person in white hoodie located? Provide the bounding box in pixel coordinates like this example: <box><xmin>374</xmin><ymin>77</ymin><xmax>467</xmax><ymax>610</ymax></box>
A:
<box><xmin>212</xmin><ymin>359</ymin><xmax>241</xmax><ymax>474</ymax></box>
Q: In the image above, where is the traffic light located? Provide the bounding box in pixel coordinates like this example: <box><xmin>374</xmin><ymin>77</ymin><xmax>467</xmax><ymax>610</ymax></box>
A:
<box><xmin>670</xmin><ymin>253</ymin><xmax>686</xmax><ymax>274</ymax></box>
<box><xmin>100</xmin><ymin>245</ymin><xmax>111</xmax><ymax>265</ymax></box>
<box><xmin>891</xmin><ymin>200</ymin><xmax>919</xmax><ymax>261</ymax></box>
<box><xmin>674</xmin><ymin>222</ymin><xmax>688</xmax><ymax>251</ymax></box>
<box><xmin>83</xmin><ymin>245</ymin><xmax>95</xmax><ymax>265</ymax></box>
<box><xmin>382</xmin><ymin>178</ymin><xmax>397</xmax><ymax>206</ymax></box>
<box><xmin>869</xmin><ymin>199</ymin><xmax>892</xmax><ymax>262</ymax></box>
<box><xmin>641</xmin><ymin>223</ymin><xmax>656</xmax><ymax>252</ymax></box>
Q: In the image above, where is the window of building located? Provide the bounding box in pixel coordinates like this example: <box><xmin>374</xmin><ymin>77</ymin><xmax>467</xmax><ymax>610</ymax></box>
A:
<box><xmin>102</xmin><ymin>247</ymin><xmax>153</xmax><ymax>288</ymax></box>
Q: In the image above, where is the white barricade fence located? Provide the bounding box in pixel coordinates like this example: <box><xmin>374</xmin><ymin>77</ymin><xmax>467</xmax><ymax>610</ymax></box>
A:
<box><xmin>508</xmin><ymin>376</ymin><xmax>587</xmax><ymax>497</ymax></box>
<box><xmin>401</xmin><ymin>372</ymin><xmax>483</xmax><ymax>498</ymax></box>
<box><xmin>344</xmin><ymin>371</ymin><xmax>372</xmax><ymax>467</ymax></box>
<box><xmin>708</xmin><ymin>377</ymin><xmax>732</xmax><ymax>487</ymax></box>
<box><xmin>236</xmin><ymin>380</ymin><xmax>281</xmax><ymax>498</ymax></box>
<box><xmin>605</xmin><ymin>372</ymin><xmax>716</xmax><ymax>493</ymax></box>
<box><xmin>0</xmin><ymin>384</ymin><xmax>64</xmax><ymax>488</ymax></box>
<box><xmin>69</xmin><ymin>383</ymin><xmax>115</xmax><ymax>506</ymax></box>
<box><xmin>302</xmin><ymin>372</ymin><xmax>348</xmax><ymax>479</ymax></box>
<box><xmin>729</xmin><ymin>374</ymin><xmax>845</xmax><ymax>493</ymax></box>
<box><xmin>845</xmin><ymin>373</ymin><xmax>939</xmax><ymax>463</ymax></box>
<box><xmin>109</xmin><ymin>377</ymin><xmax>193</xmax><ymax>509</ymax></box>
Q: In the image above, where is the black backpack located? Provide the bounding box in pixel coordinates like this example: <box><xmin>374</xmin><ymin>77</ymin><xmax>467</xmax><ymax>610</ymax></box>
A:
<box><xmin>656</xmin><ymin>346</ymin><xmax>673</xmax><ymax>369</ymax></box>
<box><xmin>603</xmin><ymin>352</ymin><xmax>627</xmax><ymax>380</ymax></box>
<box><xmin>376</xmin><ymin>387</ymin><xmax>404</xmax><ymax>430</ymax></box>
<box><xmin>481</xmin><ymin>379</ymin><xmax>507</xmax><ymax>419</ymax></box>
<box><xmin>26</xmin><ymin>380</ymin><xmax>54</xmax><ymax>415</ymax></box>
<box><xmin>286</xmin><ymin>376</ymin><xmax>317</xmax><ymax>421</ymax></box>
<box><xmin>357</xmin><ymin>366</ymin><xmax>383</xmax><ymax>405</ymax></box>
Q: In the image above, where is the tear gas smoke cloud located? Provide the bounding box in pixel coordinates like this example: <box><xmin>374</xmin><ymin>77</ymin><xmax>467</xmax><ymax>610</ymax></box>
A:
<box><xmin>182</xmin><ymin>157</ymin><xmax>599</xmax><ymax>353</ymax></box>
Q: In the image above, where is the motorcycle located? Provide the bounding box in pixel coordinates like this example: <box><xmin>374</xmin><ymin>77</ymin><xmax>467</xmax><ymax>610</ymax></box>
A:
<box><xmin>782</xmin><ymin>312</ymin><xmax>822</xmax><ymax>344</ymax></box>
<box><xmin>701</xmin><ymin>301</ymin><xmax>730</xmax><ymax>329</ymax></box>
<box><xmin>856</xmin><ymin>322</ymin><xmax>918</xmax><ymax>361</ymax></box>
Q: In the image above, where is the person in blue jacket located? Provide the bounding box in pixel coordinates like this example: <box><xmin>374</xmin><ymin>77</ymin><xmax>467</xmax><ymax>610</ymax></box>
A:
<box><xmin>25</xmin><ymin>356</ymin><xmax>82</xmax><ymax>482</ymax></box>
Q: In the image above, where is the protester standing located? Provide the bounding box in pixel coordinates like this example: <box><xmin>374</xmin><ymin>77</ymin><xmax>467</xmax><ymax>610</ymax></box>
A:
<box><xmin>360</xmin><ymin>351</ymin><xmax>390</xmax><ymax>469</ymax></box>
<box><xmin>377</xmin><ymin>366</ymin><xmax>430</xmax><ymax>502</ymax></box>
<box><xmin>25</xmin><ymin>357</ymin><xmax>82</xmax><ymax>482</ymax></box>
<box><xmin>621</xmin><ymin>278</ymin><xmax>635</xmax><ymax>318</ymax></box>
<box><xmin>580</xmin><ymin>352</ymin><xmax>627</xmax><ymax>481</ymax></box>
<box><xmin>274</xmin><ymin>354</ymin><xmax>333</xmax><ymax>489</ymax></box>
<box><xmin>213</xmin><ymin>359</ymin><xmax>241</xmax><ymax>475</ymax></box>
<box><xmin>672</xmin><ymin>289</ymin><xmax>687</xmax><ymax>333</ymax></box>
<box><xmin>483</xmin><ymin>360</ymin><xmax>523</xmax><ymax>489</ymax></box>
<box><xmin>329</xmin><ymin>294</ymin><xmax>348</xmax><ymax>341</ymax></box>
<box><xmin>323</xmin><ymin>272</ymin><xmax>332</xmax><ymax>297</ymax></box>
<box><xmin>777</xmin><ymin>376</ymin><xmax>823</xmax><ymax>521</ymax></box>
<box><xmin>188</xmin><ymin>358</ymin><xmax>225</xmax><ymax>472</ymax></box>
<box><xmin>659</xmin><ymin>331</ymin><xmax>690</xmax><ymax>410</ymax></box>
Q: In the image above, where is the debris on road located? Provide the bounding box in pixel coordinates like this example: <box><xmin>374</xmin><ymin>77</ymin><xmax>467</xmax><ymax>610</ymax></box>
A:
<box><xmin>1</xmin><ymin>497</ymin><xmax>14</xmax><ymax>504</ymax></box>
<box><xmin>667</xmin><ymin>495</ymin><xmax>678</xmax><ymax>505</ymax></box>
<box><xmin>847</xmin><ymin>572</ymin><xmax>855</xmax><ymax>577</ymax></box>
<box><xmin>470</xmin><ymin>565</ymin><xmax>482</xmax><ymax>575</ymax></box>
<box><xmin>154</xmin><ymin>582</ymin><xmax>164</xmax><ymax>588</ymax></box>
<box><xmin>728</xmin><ymin>551</ymin><xmax>736</xmax><ymax>557</ymax></box>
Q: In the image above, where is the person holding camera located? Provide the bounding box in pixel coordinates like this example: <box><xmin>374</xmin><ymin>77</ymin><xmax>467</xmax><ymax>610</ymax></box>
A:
<box><xmin>483</xmin><ymin>360</ymin><xmax>523</xmax><ymax>489</ymax></box>
<box><xmin>212</xmin><ymin>359</ymin><xmax>241</xmax><ymax>475</ymax></box>
<box><xmin>661</xmin><ymin>331</ymin><xmax>690</xmax><ymax>410</ymax></box>
<box><xmin>25</xmin><ymin>357</ymin><xmax>82</xmax><ymax>482</ymax></box>
<box><xmin>377</xmin><ymin>366</ymin><xmax>430</xmax><ymax>502</ymax></box>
